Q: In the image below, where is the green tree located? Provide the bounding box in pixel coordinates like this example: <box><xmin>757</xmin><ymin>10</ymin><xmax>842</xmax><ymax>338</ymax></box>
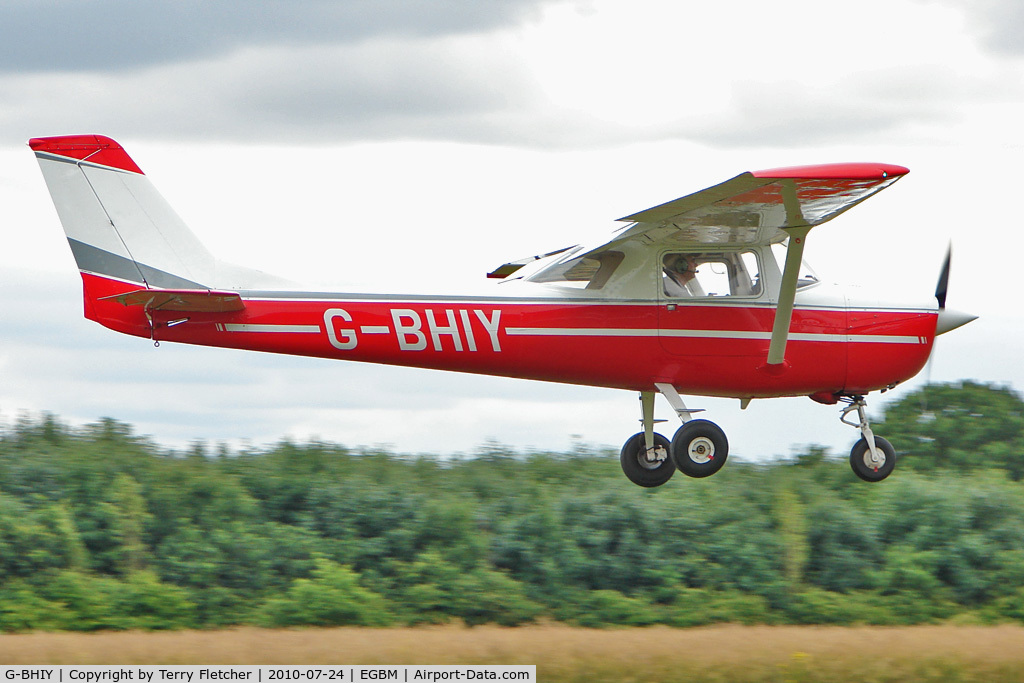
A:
<box><xmin>773</xmin><ymin>484</ymin><xmax>809</xmax><ymax>589</ymax></box>
<box><xmin>0</xmin><ymin>495</ymin><xmax>88</xmax><ymax>579</ymax></box>
<box><xmin>259</xmin><ymin>558</ymin><xmax>392</xmax><ymax>627</ymax></box>
<box><xmin>6</xmin><ymin>405</ymin><xmax>1024</xmax><ymax>631</ymax></box>
<box><xmin>804</xmin><ymin>496</ymin><xmax>882</xmax><ymax>593</ymax></box>
<box><xmin>112</xmin><ymin>571</ymin><xmax>196</xmax><ymax>629</ymax></box>
<box><xmin>0</xmin><ymin>579</ymin><xmax>67</xmax><ymax>632</ymax></box>
<box><xmin>878</xmin><ymin>382</ymin><xmax>1024</xmax><ymax>478</ymax></box>
<box><xmin>32</xmin><ymin>570</ymin><xmax>121</xmax><ymax>631</ymax></box>
<box><xmin>388</xmin><ymin>551</ymin><xmax>540</xmax><ymax>626</ymax></box>
<box><xmin>569</xmin><ymin>589</ymin><xmax>659</xmax><ymax>627</ymax></box>
<box><xmin>102</xmin><ymin>473</ymin><xmax>151</xmax><ymax>574</ymax></box>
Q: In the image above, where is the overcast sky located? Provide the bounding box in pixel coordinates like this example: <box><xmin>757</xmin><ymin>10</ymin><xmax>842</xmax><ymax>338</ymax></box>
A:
<box><xmin>1</xmin><ymin>0</ymin><xmax>1020</xmax><ymax>460</ymax></box>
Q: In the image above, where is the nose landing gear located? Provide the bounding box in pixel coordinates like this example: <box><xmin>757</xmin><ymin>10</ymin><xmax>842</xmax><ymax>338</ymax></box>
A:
<box><xmin>840</xmin><ymin>395</ymin><xmax>896</xmax><ymax>482</ymax></box>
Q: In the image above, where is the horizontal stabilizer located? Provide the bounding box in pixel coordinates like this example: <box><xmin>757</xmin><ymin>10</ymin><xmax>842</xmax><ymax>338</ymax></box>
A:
<box><xmin>102</xmin><ymin>289</ymin><xmax>245</xmax><ymax>313</ymax></box>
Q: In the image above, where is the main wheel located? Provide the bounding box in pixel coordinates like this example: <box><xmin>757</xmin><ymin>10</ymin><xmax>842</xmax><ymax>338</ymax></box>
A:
<box><xmin>671</xmin><ymin>419</ymin><xmax>728</xmax><ymax>478</ymax></box>
<box><xmin>620</xmin><ymin>432</ymin><xmax>674</xmax><ymax>487</ymax></box>
<box><xmin>849</xmin><ymin>435</ymin><xmax>896</xmax><ymax>482</ymax></box>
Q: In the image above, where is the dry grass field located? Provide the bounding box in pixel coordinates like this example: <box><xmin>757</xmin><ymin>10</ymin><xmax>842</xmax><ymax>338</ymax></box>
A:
<box><xmin>2</xmin><ymin>625</ymin><xmax>1024</xmax><ymax>682</ymax></box>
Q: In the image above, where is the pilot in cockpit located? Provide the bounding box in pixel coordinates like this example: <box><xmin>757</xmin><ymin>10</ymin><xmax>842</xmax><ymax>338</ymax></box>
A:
<box><xmin>663</xmin><ymin>254</ymin><xmax>698</xmax><ymax>297</ymax></box>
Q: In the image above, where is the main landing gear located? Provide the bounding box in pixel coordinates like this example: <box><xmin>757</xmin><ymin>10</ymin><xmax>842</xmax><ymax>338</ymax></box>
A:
<box><xmin>619</xmin><ymin>389</ymin><xmax>898</xmax><ymax>487</ymax></box>
<box><xmin>620</xmin><ymin>383</ymin><xmax>729</xmax><ymax>487</ymax></box>
<box><xmin>840</xmin><ymin>395</ymin><xmax>896</xmax><ymax>482</ymax></box>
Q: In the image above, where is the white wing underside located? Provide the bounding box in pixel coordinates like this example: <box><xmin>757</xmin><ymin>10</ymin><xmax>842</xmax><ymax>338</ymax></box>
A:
<box><xmin>490</xmin><ymin>166</ymin><xmax>905</xmax><ymax>278</ymax></box>
<box><xmin>599</xmin><ymin>170</ymin><xmax>903</xmax><ymax>257</ymax></box>
<box><xmin>490</xmin><ymin>163</ymin><xmax>908</xmax><ymax>368</ymax></box>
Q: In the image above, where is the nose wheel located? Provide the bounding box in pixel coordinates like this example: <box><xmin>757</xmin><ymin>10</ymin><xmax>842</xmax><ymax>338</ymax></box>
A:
<box><xmin>841</xmin><ymin>395</ymin><xmax>896</xmax><ymax>482</ymax></box>
<box><xmin>849</xmin><ymin>435</ymin><xmax>896</xmax><ymax>482</ymax></box>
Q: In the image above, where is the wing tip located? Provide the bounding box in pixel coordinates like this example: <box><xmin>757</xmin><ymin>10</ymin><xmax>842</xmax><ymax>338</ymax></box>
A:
<box><xmin>28</xmin><ymin>134</ymin><xmax>144</xmax><ymax>175</ymax></box>
<box><xmin>752</xmin><ymin>162</ymin><xmax>909</xmax><ymax>180</ymax></box>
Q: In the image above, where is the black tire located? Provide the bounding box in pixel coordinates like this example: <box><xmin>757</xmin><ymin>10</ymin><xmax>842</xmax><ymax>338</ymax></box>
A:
<box><xmin>620</xmin><ymin>432</ymin><xmax>674</xmax><ymax>487</ymax></box>
<box><xmin>849</xmin><ymin>435</ymin><xmax>896</xmax><ymax>482</ymax></box>
<box><xmin>671</xmin><ymin>419</ymin><xmax>728</xmax><ymax>478</ymax></box>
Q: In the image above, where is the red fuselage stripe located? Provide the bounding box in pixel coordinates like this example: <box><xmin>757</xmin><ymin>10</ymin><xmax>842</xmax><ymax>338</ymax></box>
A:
<box><xmin>79</xmin><ymin>272</ymin><xmax>936</xmax><ymax>397</ymax></box>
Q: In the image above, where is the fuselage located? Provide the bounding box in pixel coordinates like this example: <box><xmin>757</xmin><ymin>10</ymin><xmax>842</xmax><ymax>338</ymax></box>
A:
<box><xmin>82</xmin><ymin>270</ymin><xmax>936</xmax><ymax>400</ymax></box>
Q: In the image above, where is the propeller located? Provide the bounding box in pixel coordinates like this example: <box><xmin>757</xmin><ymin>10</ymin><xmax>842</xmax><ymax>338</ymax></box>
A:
<box><xmin>933</xmin><ymin>244</ymin><xmax>977</xmax><ymax>336</ymax></box>
<box><xmin>935</xmin><ymin>244</ymin><xmax>951</xmax><ymax>310</ymax></box>
<box><xmin>924</xmin><ymin>244</ymin><xmax>977</xmax><ymax>393</ymax></box>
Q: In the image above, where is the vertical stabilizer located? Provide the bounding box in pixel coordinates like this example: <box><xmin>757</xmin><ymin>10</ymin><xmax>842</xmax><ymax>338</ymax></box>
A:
<box><xmin>30</xmin><ymin>135</ymin><xmax>220</xmax><ymax>289</ymax></box>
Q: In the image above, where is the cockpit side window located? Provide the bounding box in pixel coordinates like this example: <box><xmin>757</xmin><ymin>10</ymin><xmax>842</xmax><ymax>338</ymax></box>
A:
<box><xmin>662</xmin><ymin>250</ymin><xmax>763</xmax><ymax>298</ymax></box>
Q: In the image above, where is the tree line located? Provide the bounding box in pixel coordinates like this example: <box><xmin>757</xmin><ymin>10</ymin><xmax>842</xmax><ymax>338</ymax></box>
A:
<box><xmin>1</xmin><ymin>380</ymin><xmax>1023</xmax><ymax>631</ymax></box>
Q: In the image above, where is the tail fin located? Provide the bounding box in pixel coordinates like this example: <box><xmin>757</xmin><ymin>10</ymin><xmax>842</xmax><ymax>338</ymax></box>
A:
<box><xmin>30</xmin><ymin>135</ymin><xmax>281</xmax><ymax>293</ymax></box>
<box><xmin>30</xmin><ymin>135</ymin><xmax>220</xmax><ymax>289</ymax></box>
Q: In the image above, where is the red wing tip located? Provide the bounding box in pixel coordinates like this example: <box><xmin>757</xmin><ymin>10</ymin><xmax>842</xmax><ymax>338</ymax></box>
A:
<box><xmin>28</xmin><ymin>134</ymin><xmax>144</xmax><ymax>175</ymax></box>
<box><xmin>752</xmin><ymin>163</ymin><xmax>909</xmax><ymax>180</ymax></box>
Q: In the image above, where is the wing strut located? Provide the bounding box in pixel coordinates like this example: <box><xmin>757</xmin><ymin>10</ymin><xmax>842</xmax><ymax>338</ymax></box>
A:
<box><xmin>764</xmin><ymin>180</ymin><xmax>811</xmax><ymax>369</ymax></box>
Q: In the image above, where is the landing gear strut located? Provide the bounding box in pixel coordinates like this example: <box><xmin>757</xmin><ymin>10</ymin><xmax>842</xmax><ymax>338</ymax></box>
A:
<box><xmin>619</xmin><ymin>391</ymin><xmax>675</xmax><ymax>487</ymax></box>
<box><xmin>619</xmin><ymin>384</ymin><xmax>729</xmax><ymax>487</ymax></box>
<box><xmin>840</xmin><ymin>395</ymin><xmax>896</xmax><ymax>482</ymax></box>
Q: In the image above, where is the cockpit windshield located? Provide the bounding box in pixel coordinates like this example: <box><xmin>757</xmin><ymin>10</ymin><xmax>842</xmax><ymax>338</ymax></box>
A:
<box><xmin>770</xmin><ymin>242</ymin><xmax>820</xmax><ymax>289</ymax></box>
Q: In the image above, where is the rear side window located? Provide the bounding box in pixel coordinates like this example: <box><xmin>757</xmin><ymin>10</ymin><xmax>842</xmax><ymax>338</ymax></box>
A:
<box><xmin>529</xmin><ymin>250</ymin><xmax>624</xmax><ymax>290</ymax></box>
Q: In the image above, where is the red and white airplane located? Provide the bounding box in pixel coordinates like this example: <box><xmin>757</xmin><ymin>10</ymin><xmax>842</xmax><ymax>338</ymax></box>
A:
<box><xmin>30</xmin><ymin>135</ymin><xmax>975</xmax><ymax>485</ymax></box>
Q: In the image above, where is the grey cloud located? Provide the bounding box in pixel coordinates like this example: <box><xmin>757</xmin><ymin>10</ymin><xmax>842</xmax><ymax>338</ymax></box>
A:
<box><xmin>683</xmin><ymin>68</ymin><xmax>964</xmax><ymax>149</ymax></box>
<box><xmin>956</xmin><ymin>0</ymin><xmax>1024</xmax><ymax>55</ymax></box>
<box><xmin>0</xmin><ymin>0</ymin><xmax>617</xmax><ymax>149</ymax></box>
<box><xmin>0</xmin><ymin>50</ymin><xmax>967</xmax><ymax>151</ymax></box>
<box><xmin>226</xmin><ymin>42</ymin><xmax>536</xmax><ymax>138</ymax></box>
<box><xmin>0</xmin><ymin>0</ymin><xmax>558</xmax><ymax>72</ymax></box>
<box><xmin>917</xmin><ymin>0</ymin><xmax>1024</xmax><ymax>56</ymax></box>
<box><xmin>0</xmin><ymin>37</ymin><xmax>616</xmax><ymax>148</ymax></box>
<box><xmin>0</xmin><ymin>1</ymin><xmax>1004</xmax><ymax>151</ymax></box>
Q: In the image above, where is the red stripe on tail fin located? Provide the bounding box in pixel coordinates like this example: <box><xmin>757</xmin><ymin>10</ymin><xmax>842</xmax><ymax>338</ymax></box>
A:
<box><xmin>28</xmin><ymin>135</ymin><xmax>144</xmax><ymax>175</ymax></box>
